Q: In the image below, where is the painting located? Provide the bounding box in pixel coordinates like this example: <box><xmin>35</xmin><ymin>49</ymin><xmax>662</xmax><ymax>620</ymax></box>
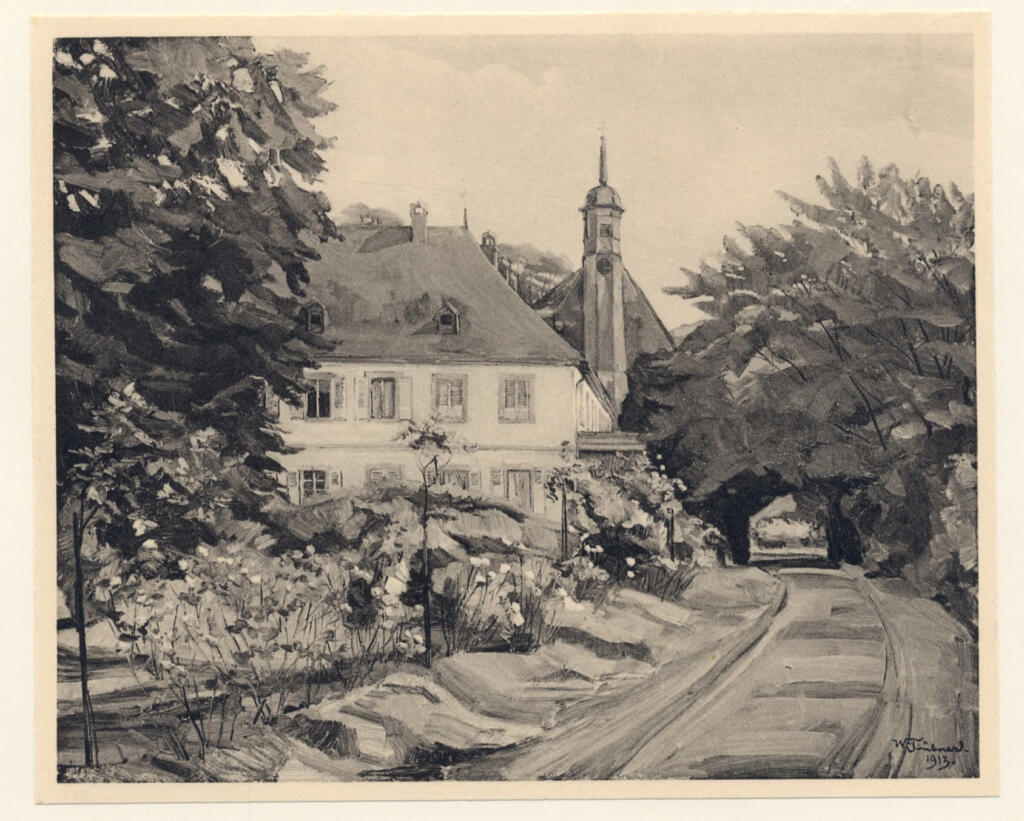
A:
<box><xmin>33</xmin><ymin>11</ymin><xmax>994</xmax><ymax>802</ymax></box>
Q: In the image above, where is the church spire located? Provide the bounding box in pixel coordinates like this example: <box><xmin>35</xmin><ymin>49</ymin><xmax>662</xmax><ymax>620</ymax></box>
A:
<box><xmin>598</xmin><ymin>135</ymin><xmax>608</xmax><ymax>185</ymax></box>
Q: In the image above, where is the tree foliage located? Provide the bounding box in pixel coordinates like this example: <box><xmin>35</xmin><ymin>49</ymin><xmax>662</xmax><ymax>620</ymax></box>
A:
<box><xmin>54</xmin><ymin>37</ymin><xmax>338</xmax><ymax>559</ymax></box>
<box><xmin>624</xmin><ymin>159</ymin><xmax>977</xmax><ymax>620</ymax></box>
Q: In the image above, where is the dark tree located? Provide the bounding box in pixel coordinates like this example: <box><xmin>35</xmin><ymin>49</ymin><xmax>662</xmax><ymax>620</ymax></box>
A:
<box><xmin>625</xmin><ymin>159</ymin><xmax>977</xmax><ymax>622</ymax></box>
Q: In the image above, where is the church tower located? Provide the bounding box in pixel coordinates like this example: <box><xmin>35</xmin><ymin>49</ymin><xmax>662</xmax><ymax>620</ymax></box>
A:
<box><xmin>580</xmin><ymin>136</ymin><xmax>628</xmax><ymax>414</ymax></box>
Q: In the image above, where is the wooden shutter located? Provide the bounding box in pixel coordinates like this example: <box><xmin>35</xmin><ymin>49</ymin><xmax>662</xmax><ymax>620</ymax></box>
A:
<box><xmin>333</xmin><ymin>377</ymin><xmax>346</xmax><ymax>418</ymax></box>
<box><xmin>490</xmin><ymin>469</ymin><xmax>502</xmax><ymax>487</ymax></box>
<box><xmin>469</xmin><ymin>470</ymin><xmax>481</xmax><ymax>489</ymax></box>
<box><xmin>286</xmin><ymin>471</ymin><xmax>300</xmax><ymax>504</ymax></box>
<box><xmin>532</xmin><ymin>468</ymin><xmax>543</xmax><ymax>485</ymax></box>
<box><xmin>499</xmin><ymin>379</ymin><xmax>510</xmax><ymax>421</ymax></box>
<box><xmin>354</xmin><ymin>377</ymin><xmax>369</xmax><ymax>420</ymax></box>
<box><xmin>397</xmin><ymin>376</ymin><xmax>413</xmax><ymax>420</ymax></box>
<box><xmin>330</xmin><ymin>470</ymin><xmax>342</xmax><ymax>489</ymax></box>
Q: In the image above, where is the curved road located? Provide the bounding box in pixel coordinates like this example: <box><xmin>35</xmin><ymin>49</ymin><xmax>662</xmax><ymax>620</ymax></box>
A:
<box><xmin>619</xmin><ymin>567</ymin><xmax>896</xmax><ymax>779</ymax></box>
<box><xmin>455</xmin><ymin>565</ymin><xmax>977</xmax><ymax>780</ymax></box>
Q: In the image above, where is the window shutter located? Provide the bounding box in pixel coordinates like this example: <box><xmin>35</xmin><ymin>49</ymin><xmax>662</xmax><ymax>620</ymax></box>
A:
<box><xmin>397</xmin><ymin>376</ymin><xmax>413</xmax><ymax>420</ymax></box>
<box><xmin>490</xmin><ymin>469</ymin><xmax>502</xmax><ymax>487</ymax></box>
<box><xmin>499</xmin><ymin>380</ymin><xmax>510</xmax><ymax>421</ymax></box>
<box><xmin>433</xmin><ymin>377</ymin><xmax>444</xmax><ymax>411</ymax></box>
<box><xmin>330</xmin><ymin>470</ymin><xmax>341</xmax><ymax>489</ymax></box>
<box><xmin>333</xmin><ymin>377</ymin><xmax>346</xmax><ymax>418</ymax></box>
<box><xmin>264</xmin><ymin>383</ymin><xmax>280</xmax><ymax>421</ymax></box>
<box><xmin>354</xmin><ymin>377</ymin><xmax>369</xmax><ymax>420</ymax></box>
<box><xmin>289</xmin><ymin>397</ymin><xmax>305</xmax><ymax>420</ymax></box>
<box><xmin>532</xmin><ymin>468</ymin><xmax>543</xmax><ymax>484</ymax></box>
<box><xmin>469</xmin><ymin>470</ymin><xmax>481</xmax><ymax>488</ymax></box>
<box><xmin>453</xmin><ymin>377</ymin><xmax>466</xmax><ymax>421</ymax></box>
<box><xmin>286</xmin><ymin>471</ymin><xmax>300</xmax><ymax>504</ymax></box>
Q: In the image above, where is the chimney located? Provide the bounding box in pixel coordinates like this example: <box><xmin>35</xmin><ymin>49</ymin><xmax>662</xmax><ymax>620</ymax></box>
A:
<box><xmin>410</xmin><ymin>201</ymin><xmax>428</xmax><ymax>243</ymax></box>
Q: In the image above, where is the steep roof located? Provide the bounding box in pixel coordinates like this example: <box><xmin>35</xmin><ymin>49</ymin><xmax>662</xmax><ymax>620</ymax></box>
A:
<box><xmin>535</xmin><ymin>266</ymin><xmax>676</xmax><ymax>367</ymax></box>
<box><xmin>289</xmin><ymin>225</ymin><xmax>584</xmax><ymax>365</ymax></box>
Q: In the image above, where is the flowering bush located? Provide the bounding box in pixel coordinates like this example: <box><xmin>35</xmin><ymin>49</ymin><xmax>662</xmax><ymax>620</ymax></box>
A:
<box><xmin>96</xmin><ymin>528</ymin><xmax>425</xmax><ymax>758</ymax></box>
<box><xmin>558</xmin><ymin>554</ymin><xmax>611</xmax><ymax>603</ymax></box>
<box><xmin>432</xmin><ymin>552</ymin><xmax>568</xmax><ymax>655</ymax></box>
<box><xmin>506</xmin><ymin>557</ymin><xmax>566</xmax><ymax>652</ymax></box>
<box><xmin>432</xmin><ymin>556</ymin><xmax>511</xmax><ymax>654</ymax></box>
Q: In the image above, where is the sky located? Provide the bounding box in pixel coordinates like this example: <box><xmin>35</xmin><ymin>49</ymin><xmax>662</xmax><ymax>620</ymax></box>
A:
<box><xmin>256</xmin><ymin>34</ymin><xmax>974</xmax><ymax>330</ymax></box>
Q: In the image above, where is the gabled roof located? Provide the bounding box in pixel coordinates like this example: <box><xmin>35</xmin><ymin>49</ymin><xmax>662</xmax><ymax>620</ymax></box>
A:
<box><xmin>535</xmin><ymin>266</ymin><xmax>676</xmax><ymax>367</ymax></box>
<box><xmin>287</xmin><ymin>225</ymin><xmax>584</xmax><ymax>365</ymax></box>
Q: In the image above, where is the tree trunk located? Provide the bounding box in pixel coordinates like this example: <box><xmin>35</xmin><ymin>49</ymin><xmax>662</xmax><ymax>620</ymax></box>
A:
<box><xmin>420</xmin><ymin>486</ymin><xmax>432</xmax><ymax>668</ymax></box>
<box><xmin>560</xmin><ymin>480</ymin><xmax>568</xmax><ymax>562</ymax></box>
<box><xmin>72</xmin><ymin>511</ymin><xmax>97</xmax><ymax>766</ymax></box>
<box><xmin>825</xmin><ymin>493</ymin><xmax>863</xmax><ymax>564</ymax></box>
<box><xmin>667</xmin><ymin>508</ymin><xmax>675</xmax><ymax>561</ymax></box>
<box><xmin>719</xmin><ymin>511</ymin><xmax>752</xmax><ymax>565</ymax></box>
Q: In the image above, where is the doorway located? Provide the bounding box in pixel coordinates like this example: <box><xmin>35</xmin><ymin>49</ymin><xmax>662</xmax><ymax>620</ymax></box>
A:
<box><xmin>506</xmin><ymin>469</ymin><xmax>534</xmax><ymax>511</ymax></box>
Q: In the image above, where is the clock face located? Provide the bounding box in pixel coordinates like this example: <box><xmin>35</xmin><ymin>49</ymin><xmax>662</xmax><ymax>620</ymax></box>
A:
<box><xmin>596</xmin><ymin>257</ymin><xmax>613</xmax><ymax>275</ymax></box>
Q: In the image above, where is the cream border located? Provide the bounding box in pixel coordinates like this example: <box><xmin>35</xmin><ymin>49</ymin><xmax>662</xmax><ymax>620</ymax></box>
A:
<box><xmin>31</xmin><ymin>11</ymin><xmax>996</xmax><ymax>804</ymax></box>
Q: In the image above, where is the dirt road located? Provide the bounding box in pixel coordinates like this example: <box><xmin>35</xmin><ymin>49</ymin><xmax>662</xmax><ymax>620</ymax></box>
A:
<box><xmin>458</xmin><ymin>566</ymin><xmax>978</xmax><ymax>780</ymax></box>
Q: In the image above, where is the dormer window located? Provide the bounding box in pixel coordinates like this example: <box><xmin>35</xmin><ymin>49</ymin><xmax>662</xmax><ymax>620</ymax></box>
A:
<box><xmin>307</xmin><ymin>302</ymin><xmax>326</xmax><ymax>334</ymax></box>
<box><xmin>436</xmin><ymin>303</ymin><xmax>461</xmax><ymax>335</ymax></box>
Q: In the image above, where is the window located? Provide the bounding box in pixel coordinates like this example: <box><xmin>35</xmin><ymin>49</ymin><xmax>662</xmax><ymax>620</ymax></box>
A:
<box><xmin>599</xmin><ymin>223</ymin><xmax>613</xmax><ymax>237</ymax></box>
<box><xmin>307</xmin><ymin>303</ymin><xmax>325</xmax><ymax>334</ymax></box>
<box><xmin>305</xmin><ymin>377</ymin><xmax>331</xmax><ymax>418</ymax></box>
<box><xmin>369</xmin><ymin>377</ymin><xmax>397</xmax><ymax>419</ymax></box>
<box><xmin>437</xmin><ymin>310</ymin><xmax>460</xmax><ymax>335</ymax></box>
<box><xmin>440</xmin><ymin>469</ymin><xmax>470</xmax><ymax>490</ymax></box>
<box><xmin>301</xmin><ymin>469</ymin><xmax>327</xmax><ymax>498</ymax></box>
<box><xmin>500</xmin><ymin>376</ymin><xmax>532</xmax><ymax>423</ymax></box>
<box><xmin>433</xmin><ymin>375</ymin><xmax>467</xmax><ymax>422</ymax></box>
<box><xmin>367</xmin><ymin>465</ymin><xmax>403</xmax><ymax>485</ymax></box>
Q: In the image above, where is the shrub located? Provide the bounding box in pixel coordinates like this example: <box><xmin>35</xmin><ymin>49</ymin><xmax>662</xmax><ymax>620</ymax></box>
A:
<box><xmin>558</xmin><ymin>554</ymin><xmax>611</xmax><ymax>603</ymax></box>
<box><xmin>97</xmin><ymin>529</ymin><xmax>427</xmax><ymax>758</ymax></box>
<box><xmin>433</xmin><ymin>556</ymin><xmax>512</xmax><ymax>654</ymax></box>
<box><xmin>506</xmin><ymin>557</ymin><xmax>566</xmax><ymax>652</ymax></box>
<box><xmin>432</xmin><ymin>553</ymin><xmax>569</xmax><ymax>655</ymax></box>
<box><xmin>629</xmin><ymin>556</ymin><xmax>698</xmax><ymax>601</ymax></box>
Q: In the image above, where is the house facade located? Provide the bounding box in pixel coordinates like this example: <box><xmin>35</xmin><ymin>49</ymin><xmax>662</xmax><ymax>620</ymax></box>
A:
<box><xmin>274</xmin><ymin>358</ymin><xmax>610</xmax><ymax>515</ymax></box>
<box><xmin>273</xmin><ymin>140</ymin><xmax>670</xmax><ymax>516</ymax></box>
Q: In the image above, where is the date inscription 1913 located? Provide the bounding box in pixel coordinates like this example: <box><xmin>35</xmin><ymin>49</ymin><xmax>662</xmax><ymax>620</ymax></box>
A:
<box><xmin>892</xmin><ymin>737</ymin><xmax>967</xmax><ymax>772</ymax></box>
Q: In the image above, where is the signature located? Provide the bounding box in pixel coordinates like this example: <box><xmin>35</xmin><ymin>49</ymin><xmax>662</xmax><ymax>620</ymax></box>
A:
<box><xmin>892</xmin><ymin>737</ymin><xmax>967</xmax><ymax>771</ymax></box>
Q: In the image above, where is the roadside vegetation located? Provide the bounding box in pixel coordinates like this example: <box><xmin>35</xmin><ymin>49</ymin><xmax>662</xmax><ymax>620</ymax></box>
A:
<box><xmin>62</xmin><ymin>425</ymin><xmax>722</xmax><ymax>777</ymax></box>
<box><xmin>624</xmin><ymin>159</ymin><xmax>977</xmax><ymax>630</ymax></box>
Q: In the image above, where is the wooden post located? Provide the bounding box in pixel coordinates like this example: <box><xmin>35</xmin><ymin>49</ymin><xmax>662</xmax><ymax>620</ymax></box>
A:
<box><xmin>72</xmin><ymin>511</ymin><xmax>96</xmax><ymax>766</ymax></box>
<box><xmin>667</xmin><ymin>507</ymin><xmax>676</xmax><ymax>562</ymax></box>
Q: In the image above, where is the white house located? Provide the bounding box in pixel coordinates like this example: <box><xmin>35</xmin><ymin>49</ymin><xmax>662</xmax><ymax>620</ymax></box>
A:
<box><xmin>271</xmin><ymin>141</ymin><xmax>673</xmax><ymax>517</ymax></box>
